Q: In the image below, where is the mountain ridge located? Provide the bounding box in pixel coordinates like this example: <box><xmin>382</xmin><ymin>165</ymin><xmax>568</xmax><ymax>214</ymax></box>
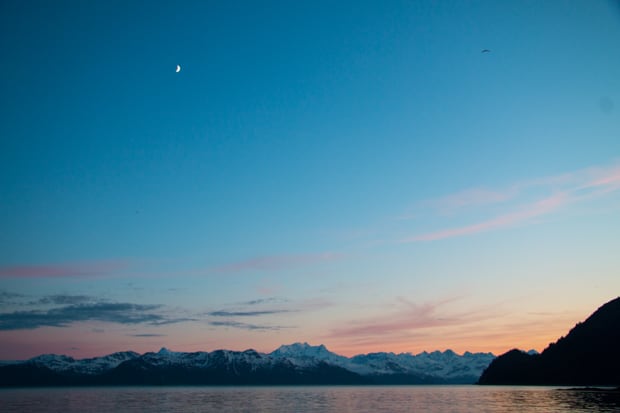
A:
<box><xmin>0</xmin><ymin>342</ymin><xmax>495</xmax><ymax>386</ymax></box>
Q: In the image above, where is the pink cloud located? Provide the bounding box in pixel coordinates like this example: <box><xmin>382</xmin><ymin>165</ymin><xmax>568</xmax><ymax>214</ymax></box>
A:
<box><xmin>405</xmin><ymin>192</ymin><xmax>569</xmax><ymax>242</ymax></box>
<box><xmin>208</xmin><ymin>252</ymin><xmax>343</xmax><ymax>274</ymax></box>
<box><xmin>429</xmin><ymin>187</ymin><xmax>520</xmax><ymax>212</ymax></box>
<box><xmin>519</xmin><ymin>162</ymin><xmax>620</xmax><ymax>199</ymax></box>
<box><xmin>577</xmin><ymin>164</ymin><xmax>620</xmax><ymax>195</ymax></box>
<box><xmin>328</xmin><ymin>297</ymin><xmax>493</xmax><ymax>340</ymax></box>
<box><xmin>395</xmin><ymin>187</ymin><xmax>519</xmax><ymax>221</ymax></box>
<box><xmin>403</xmin><ymin>161</ymin><xmax>620</xmax><ymax>242</ymax></box>
<box><xmin>0</xmin><ymin>260</ymin><xmax>129</xmax><ymax>278</ymax></box>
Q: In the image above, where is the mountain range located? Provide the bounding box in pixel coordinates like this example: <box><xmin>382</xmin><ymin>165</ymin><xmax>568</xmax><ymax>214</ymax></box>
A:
<box><xmin>0</xmin><ymin>343</ymin><xmax>495</xmax><ymax>386</ymax></box>
<box><xmin>478</xmin><ymin>296</ymin><xmax>620</xmax><ymax>385</ymax></box>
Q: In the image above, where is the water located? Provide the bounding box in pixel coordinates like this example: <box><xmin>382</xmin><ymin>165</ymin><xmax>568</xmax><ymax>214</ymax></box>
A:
<box><xmin>1</xmin><ymin>385</ymin><xmax>619</xmax><ymax>413</ymax></box>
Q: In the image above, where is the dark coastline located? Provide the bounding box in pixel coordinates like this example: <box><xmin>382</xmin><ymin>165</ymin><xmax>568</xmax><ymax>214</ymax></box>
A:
<box><xmin>478</xmin><ymin>297</ymin><xmax>620</xmax><ymax>386</ymax></box>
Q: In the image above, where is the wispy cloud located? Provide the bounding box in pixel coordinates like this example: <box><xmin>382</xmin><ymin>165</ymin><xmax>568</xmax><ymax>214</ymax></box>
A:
<box><xmin>34</xmin><ymin>295</ymin><xmax>95</xmax><ymax>306</ymax></box>
<box><xmin>205</xmin><ymin>296</ymin><xmax>321</xmax><ymax>332</ymax></box>
<box><xmin>3</xmin><ymin>292</ymin><xmax>104</xmax><ymax>309</ymax></box>
<box><xmin>150</xmin><ymin>318</ymin><xmax>198</xmax><ymax>326</ymax></box>
<box><xmin>0</xmin><ymin>260</ymin><xmax>128</xmax><ymax>278</ymax></box>
<box><xmin>208</xmin><ymin>252</ymin><xmax>342</xmax><ymax>274</ymax></box>
<box><xmin>405</xmin><ymin>192</ymin><xmax>569</xmax><ymax>242</ymax></box>
<box><xmin>0</xmin><ymin>302</ymin><xmax>193</xmax><ymax>330</ymax></box>
<box><xmin>0</xmin><ymin>290</ymin><xmax>25</xmax><ymax>305</ymax></box>
<box><xmin>241</xmin><ymin>297</ymin><xmax>288</xmax><ymax>306</ymax></box>
<box><xmin>423</xmin><ymin>187</ymin><xmax>520</xmax><ymax>213</ymax></box>
<box><xmin>328</xmin><ymin>297</ymin><xmax>495</xmax><ymax>340</ymax></box>
<box><xmin>129</xmin><ymin>333</ymin><xmax>167</xmax><ymax>337</ymax></box>
<box><xmin>403</xmin><ymin>161</ymin><xmax>620</xmax><ymax>242</ymax></box>
<box><xmin>208</xmin><ymin>320</ymin><xmax>287</xmax><ymax>331</ymax></box>
<box><xmin>209</xmin><ymin>310</ymin><xmax>291</xmax><ymax>317</ymax></box>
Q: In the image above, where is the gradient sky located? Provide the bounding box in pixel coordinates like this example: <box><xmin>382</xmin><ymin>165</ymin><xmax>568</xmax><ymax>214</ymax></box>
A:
<box><xmin>1</xmin><ymin>0</ymin><xmax>620</xmax><ymax>360</ymax></box>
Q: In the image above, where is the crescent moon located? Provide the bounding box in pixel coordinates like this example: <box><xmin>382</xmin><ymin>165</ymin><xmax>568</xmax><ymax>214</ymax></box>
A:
<box><xmin>176</xmin><ymin>65</ymin><xmax>181</xmax><ymax>73</ymax></box>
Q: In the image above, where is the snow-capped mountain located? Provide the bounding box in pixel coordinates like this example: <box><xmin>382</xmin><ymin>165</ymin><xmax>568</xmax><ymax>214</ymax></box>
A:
<box><xmin>270</xmin><ymin>343</ymin><xmax>351</xmax><ymax>367</ymax></box>
<box><xmin>29</xmin><ymin>351</ymin><xmax>139</xmax><ymax>375</ymax></box>
<box><xmin>269</xmin><ymin>343</ymin><xmax>495</xmax><ymax>382</ymax></box>
<box><xmin>0</xmin><ymin>343</ymin><xmax>496</xmax><ymax>386</ymax></box>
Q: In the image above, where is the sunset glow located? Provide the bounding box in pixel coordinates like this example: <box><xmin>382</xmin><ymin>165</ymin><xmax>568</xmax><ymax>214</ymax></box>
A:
<box><xmin>1</xmin><ymin>0</ymin><xmax>619</xmax><ymax>361</ymax></box>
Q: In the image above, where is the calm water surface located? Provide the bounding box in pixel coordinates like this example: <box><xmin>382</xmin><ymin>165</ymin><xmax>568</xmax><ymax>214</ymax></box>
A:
<box><xmin>1</xmin><ymin>385</ymin><xmax>619</xmax><ymax>413</ymax></box>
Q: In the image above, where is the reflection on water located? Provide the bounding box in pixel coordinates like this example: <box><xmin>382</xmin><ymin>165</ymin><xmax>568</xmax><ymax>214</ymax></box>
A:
<box><xmin>1</xmin><ymin>386</ymin><xmax>619</xmax><ymax>413</ymax></box>
<box><xmin>551</xmin><ymin>388</ymin><xmax>620</xmax><ymax>412</ymax></box>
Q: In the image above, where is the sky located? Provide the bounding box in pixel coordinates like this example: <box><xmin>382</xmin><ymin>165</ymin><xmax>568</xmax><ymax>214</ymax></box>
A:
<box><xmin>1</xmin><ymin>0</ymin><xmax>619</xmax><ymax>360</ymax></box>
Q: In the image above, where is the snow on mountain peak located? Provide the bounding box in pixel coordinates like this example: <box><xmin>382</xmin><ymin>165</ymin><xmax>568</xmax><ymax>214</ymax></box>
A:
<box><xmin>28</xmin><ymin>351</ymin><xmax>139</xmax><ymax>375</ymax></box>
<box><xmin>15</xmin><ymin>344</ymin><xmax>497</xmax><ymax>383</ymax></box>
<box><xmin>271</xmin><ymin>342</ymin><xmax>333</xmax><ymax>357</ymax></box>
<box><xmin>270</xmin><ymin>342</ymin><xmax>348</xmax><ymax>368</ymax></box>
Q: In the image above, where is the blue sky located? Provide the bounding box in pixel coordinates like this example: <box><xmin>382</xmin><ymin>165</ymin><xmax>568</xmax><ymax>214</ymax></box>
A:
<box><xmin>1</xmin><ymin>0</ymin><xmax>619</xmax><ymax>359</ymax></box>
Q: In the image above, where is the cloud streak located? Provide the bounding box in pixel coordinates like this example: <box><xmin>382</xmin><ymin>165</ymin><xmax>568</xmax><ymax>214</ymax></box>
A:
<box><xmin>205</xmin><ymin>296</ymin><xmax>313</xmax><ymax>332</ymax></box>
<box><xmin>0</xmin><ymin>290</ymin><xmax>25</xmax><ymax>305</ymax></box>
<box><xmin>423</xmin><ymin>187</ymin><xmax>520</xmax><ymax>213</ymax></box>
<box><xmin>328</xmin><ymin>297</ymin><xmax>495</xmax><ymax>340</ymax></box>
<box><xmin>0</xmin><ymin>260</ymin><xmax>128</xmax><ymax>278</ymax></box>
<box><xmin>34</xmin><ymin>295</ymin><xmax>95</xmax><ymax>306</ymax></box>
<box><xmin>405</xmin><ymin>192</ymin><xmax>569</xmax><ymax>242</ymax></box>
<box><xmin>241</xmin><ymin>297</ymin><xmax>288</xmax><ymax>306</ymax></box>
<box><xmin>403</xmin><ymin>161</ymin><xmax>620</xmax><ymax>242</ymax></box>
<box><xmin>0</xmin><ymin>302</ymin><xmax>191</xmax><ymax>330</ymax></box>
<box><xmin>209</xmin><ymin>310</ymin><xmax>291</xmax><ymax>317</ymax></box>
<box><xmin>208</xmin><ymin>320</ymin><xmax>287</xmax><ymax>331</ymax></box>
<box><xmin>208</xmin><ymin>252</ymin><xmax>342</xmax><ymax>274</ymax></box>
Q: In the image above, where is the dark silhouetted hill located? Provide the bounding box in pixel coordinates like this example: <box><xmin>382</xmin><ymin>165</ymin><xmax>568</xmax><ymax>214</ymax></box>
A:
<box><xmin>478</xmin><ymin>297</ymin><xmax>620</xmax><ymax>385</ymax></box>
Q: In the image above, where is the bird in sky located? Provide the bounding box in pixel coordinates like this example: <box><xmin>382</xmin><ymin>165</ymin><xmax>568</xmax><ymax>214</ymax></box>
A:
<box><xmin>481</xmin><ymin>49</ymin><xmax>491</xmax><ymax>53</ymax></box>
